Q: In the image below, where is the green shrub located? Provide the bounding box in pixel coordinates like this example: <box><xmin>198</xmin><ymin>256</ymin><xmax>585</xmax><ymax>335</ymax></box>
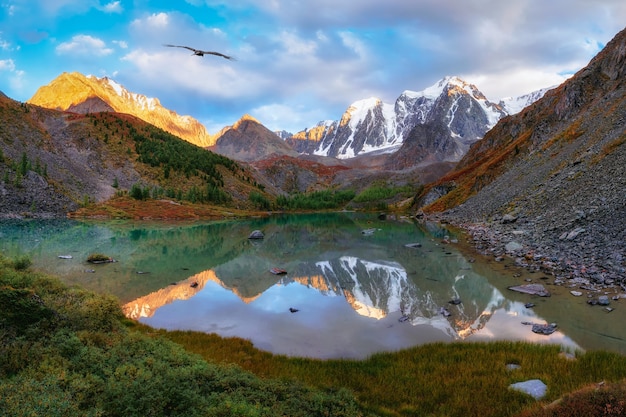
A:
<box><xmin>12</xmin><ymin>256</ymin><xmax>31</xmax><ymax>271</ymax></box>
<box><xmin>249</xmin><ymin>191</ymin><xmax>271</xmax><ymax>210</ymax></box>
<box><xmin>0</xmin><ymin>286</ymin><xmax>56</xmax><ymax>336</ymax></box>
<box><xmin>353</xmin><ymin>183</ymin><xmax>416</xmax><ymax>203</ymax></box>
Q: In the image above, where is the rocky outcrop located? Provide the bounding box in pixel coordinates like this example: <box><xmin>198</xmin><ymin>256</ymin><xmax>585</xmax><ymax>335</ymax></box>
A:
<box><xmin>383</xmin><ymin>119</ymin><xmax>461</xmax><ymax>170</ymax></box>
<box><xmin>0</xmin><ymin>97</ymin><xmax>142</xmax><ymax>217</ymax></box>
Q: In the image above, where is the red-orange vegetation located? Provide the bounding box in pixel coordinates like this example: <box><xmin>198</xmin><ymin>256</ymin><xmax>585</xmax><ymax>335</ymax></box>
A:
<box><xmin>68</xmin><ymin>196</ymin><xmax>264</xmax><ymax>220</ymax></box>
<box><xmin>423</xmin><ymin>128</ymin><xmax>533</xmax><ymax>212</ymax></box>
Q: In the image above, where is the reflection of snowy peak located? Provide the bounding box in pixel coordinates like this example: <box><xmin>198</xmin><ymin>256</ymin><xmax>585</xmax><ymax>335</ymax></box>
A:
<box><xmin>312</xmin><ymin>256</ymin><xmax>457</xmax><ymax>331</ymax></box>
<box><xmin>316</xmin><ymin>257</ymin><xmax>407</xmax><ymax>319</ymax></box>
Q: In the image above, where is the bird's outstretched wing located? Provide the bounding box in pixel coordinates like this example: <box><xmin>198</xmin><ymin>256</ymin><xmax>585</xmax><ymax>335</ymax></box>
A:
<box><xmin>163</xmin><ymin>44</ymin><xmax>236</xmax><ymax>60</ymax></box>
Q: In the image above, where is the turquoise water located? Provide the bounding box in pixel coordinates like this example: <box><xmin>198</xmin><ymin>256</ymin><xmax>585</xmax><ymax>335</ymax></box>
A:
<box><xmin>1</xmin><ymin>213</ymin><xmax>623</xmax><ymax>358</ymax></box>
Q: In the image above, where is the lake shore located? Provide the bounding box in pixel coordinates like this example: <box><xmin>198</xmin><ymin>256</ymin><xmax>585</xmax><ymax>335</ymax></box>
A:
<box><xmin>426</xmin><ymin>211</ymin><xmax>626</xmax><ymax>297</ymax></box>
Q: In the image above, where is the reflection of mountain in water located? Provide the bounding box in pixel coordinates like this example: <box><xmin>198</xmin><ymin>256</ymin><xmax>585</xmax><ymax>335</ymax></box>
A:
<box><xmin>315</xmin><ymin>257</ymin><xmax>408</xmax><ymax>319</ymax></box>
<box><xmin>124</xmin><ymin>251</ymin><xmax>528</xmax><ymax>341</ymax></box>
<box><xmin>123</xmin><ymin>268</ymin><xmax>268</xmax><ymax>319</ymax></box>
<box><xmin>287</xmin><ymin>256</ymin><xmax>509</xmax><ymax>340</ymax></box>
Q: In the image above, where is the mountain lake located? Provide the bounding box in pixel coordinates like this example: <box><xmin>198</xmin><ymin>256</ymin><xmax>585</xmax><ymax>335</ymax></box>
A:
<box><xmin>1</xmin><ymin>212</ymin><xmax>625</xmax><ymax>359</ymax></box>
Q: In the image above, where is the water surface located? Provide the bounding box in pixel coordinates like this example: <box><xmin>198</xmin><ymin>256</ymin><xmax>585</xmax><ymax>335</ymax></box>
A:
<box><xmin>1</xmin><ymin>213</ymin><xmax>624</xmax><ymax>358</ymax></box>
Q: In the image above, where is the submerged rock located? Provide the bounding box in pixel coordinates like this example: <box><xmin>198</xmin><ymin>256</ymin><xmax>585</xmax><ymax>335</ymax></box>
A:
<box><xmin>248</xmin><ymin>230</ymin><xmax>264</xmax><ymax>239</ymax></box>
<box><xmin>508</xmin><ymin>283</ymin><xmax>551</xmax><ymax>297</ymax></box>
<box><xmin>404</xmin><ymin>242</ymin><xmax>422</xmax><ymax>248</ymax></box>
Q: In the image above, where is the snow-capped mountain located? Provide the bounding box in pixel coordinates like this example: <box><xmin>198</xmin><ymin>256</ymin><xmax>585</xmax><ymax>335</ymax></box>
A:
<box><xmin>498</xmin><ymin>86</ymin><xmax>555</xmax><ymax>115</ymax></box>
<box><xmin>28</xmin><ymin>72</ymin><xmax>215</xmax><ymax>147</ymax></box>
<box><xmin>286</xmin><ymin>76</ymin><xmax>546</xmax><ymax>161</ymax></box>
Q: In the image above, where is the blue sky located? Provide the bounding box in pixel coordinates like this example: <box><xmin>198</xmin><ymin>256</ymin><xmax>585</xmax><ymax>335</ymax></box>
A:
<box><xmin>1</xmin><ymin>1</ymin><xmax>625</xmax><ymax>134</ymax></box>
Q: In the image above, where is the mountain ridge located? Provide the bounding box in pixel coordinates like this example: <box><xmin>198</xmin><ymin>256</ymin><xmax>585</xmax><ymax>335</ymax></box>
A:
<box><xmin>285</xmin><ymin>76</ymin><xmax>543</xmax><ymax>161</ymax></box>
<box><xmin>28</xmin><ymin>72</ymin><xmax>215</xmax><ymax>148</ymax></box>
<box><xmin>0</xmin><ymin>93</ymin><xmax>273</xmax><ymax>218</ymax></box>
<box><xmin>241</xmin><ymin>76</ymin><xmax>547</xmax><ymax>167</ymax></box>
<box><xmin>209</xmin><ymin>114</ymin><xmax>299</xmax><ymax>162</ymax></box>
<box><xmin>27</xmin><ymin>71</ymin><xmax>548</xmax><ymax>167</ymax></box>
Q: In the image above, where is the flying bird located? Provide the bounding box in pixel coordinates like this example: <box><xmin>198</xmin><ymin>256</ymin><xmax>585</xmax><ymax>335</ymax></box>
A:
<box><xmin>163</xmin><ymin>44</ymin><xmax>235</xmax><ymax>60</ymax></box>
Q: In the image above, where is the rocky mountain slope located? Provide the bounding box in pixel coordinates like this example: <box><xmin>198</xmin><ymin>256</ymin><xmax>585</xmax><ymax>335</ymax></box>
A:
<box><xmin>28</xmin><ymin>72</ymin><xmax>215</xmax><ymax>147</ymax></box>
<box><xmin>422</xmin><ymin>26</ymin><xmax>626</xmax><ymax>284</ymax></box>
<box><xmin>210</xmin><ymin>115</ymin><xmax>299</xmax><ymax>162</ymax></box>
<box><xmin>285</xmin><ymin>77</ymin><xmax>543</xmax><ymax>160</ymax></box>
<box><xmin>0</xmin><ymin>94</ymin><xmax>269</xmax><ymax>218</ymax></box>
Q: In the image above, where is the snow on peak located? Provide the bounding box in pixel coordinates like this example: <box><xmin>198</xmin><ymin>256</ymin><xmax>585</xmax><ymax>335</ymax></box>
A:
<box><xmin>340</xmin><ymin>97</ymin><xmax>381</xmax><ymax>128</ymax></box>
<box><xmin>347</xmin><ymin>97</ymin><xmax>381</xmax><ymax>115</ymax></box>
<box><xmin>96</xmin><ymin>76</ymin><xmax>158</xmax><ymax>111</ymax></box>
<box><xmin>499</xmin><ymin>86</ymin><xmax>554</xmax><ymax>115</ymax></box>
<box><xmin>402</xmin><ymin>76</ymin><xmax>466</xmax><ymax>100</ymax></box>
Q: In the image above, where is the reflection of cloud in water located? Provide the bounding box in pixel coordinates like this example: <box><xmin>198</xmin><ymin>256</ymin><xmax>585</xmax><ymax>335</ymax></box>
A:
<box><xmin>141</xmin><ymin>280</ymin><xmax>451</xmax><ymax>359</ymax></box>
<box><xmin>467</xmin><ymin>306</ymin><xmax>580</xmax><ymax>351</ymax></box>
<box><xmin>125</xmin><ymin>254</ymin><xmax>581</xmax><ymax>358</ymax></box>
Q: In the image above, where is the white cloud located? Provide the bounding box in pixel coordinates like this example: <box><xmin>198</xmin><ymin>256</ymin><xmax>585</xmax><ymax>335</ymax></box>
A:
<box><xmin>0</xmin><ymin>59</ymin><xmax>25</xmax><ymax>92</ymax></box>
<box><xmin>143</xmin><ymin>12</ymin><xmax>170</xmax><ymax>29</ymax></box>
<box><xmin>121</xmin><ymin>49</ymin><xmax>254</xmax><ymax>99</ymax></box>
<box><xmin>56</xmin><ymin>35</ymin><xmax>114</xmax><ymax>56</ymax></box>
<box><xmin>0</xmin><ymin>59</ymin><xmax>16</xmax><ymax>72</ymax></box>
<box><xmin>101</xmin><ymin>1</ymin><xmax>123</xmax><ymax>13</ymax></box>
<box><xmin>251</xmin><ymin>103</ymin><xmax>328</xmax><ymax>133</ymax></box>
<box><xmin>462</xmin><ymin>68</ymin><xmax>572</xmax><ymax>100</ymax></box>
<box><xmin>338</xmin><ymin>31</ymin><xmax>368</xmax><ymax>59</ymax></box>
<box><xmin>277</xmin><ymin>30</ymin><xmax>317</xmax><ymax>55</ymax></box>
<box><xmin>113</xmin><ymin>40</ymin><xmax>128</xmax><ymax>49</ymax></box>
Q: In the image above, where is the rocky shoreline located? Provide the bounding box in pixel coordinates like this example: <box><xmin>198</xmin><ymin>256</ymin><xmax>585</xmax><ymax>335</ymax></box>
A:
<box><xmin>431</xmin><ymin>212</ymin><xmax>626</xmax><ymax>299</ymax></box>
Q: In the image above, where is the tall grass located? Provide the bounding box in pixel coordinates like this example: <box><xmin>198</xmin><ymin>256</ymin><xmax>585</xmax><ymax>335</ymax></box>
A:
<box><xmin>160</xmin><ymin>329</ymin><xmax>626</xmax><ymax>417</ymax></box>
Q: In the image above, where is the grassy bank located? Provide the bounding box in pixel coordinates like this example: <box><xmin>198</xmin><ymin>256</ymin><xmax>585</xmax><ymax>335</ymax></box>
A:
<box><xmin>2</xmin><ymin>254</ymin><xmax>626</xmax><ymax>416</ymax></box>
<box><xmin>158</xmin><ymin>330</ymin><xmax>626</xmax><ymax>417</ymax></box>
<box><xmin>0</xmin><ymin>255</ymin><xmax>360</xmax><ymax>417</ymax></box>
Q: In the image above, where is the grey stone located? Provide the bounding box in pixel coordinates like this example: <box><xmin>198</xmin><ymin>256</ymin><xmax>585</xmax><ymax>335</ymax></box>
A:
<box><xmin>509</xmin><ymin>379</ymin><xmax>547</xmax><ymax>399</ymax></box>
<box><xmin>502</xmin><ymin>214</ymin><xmax>518</xmax><ymax>224</ymax></box>
<box><xmin>505</xmin><ymin>241</ymin><xmax>524</xmax><ymax>253</ymax></box>
<box><xmin>560</xmin><ymin>227</ymin><xmax>585</xmax><ymax>240</ymax></box>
